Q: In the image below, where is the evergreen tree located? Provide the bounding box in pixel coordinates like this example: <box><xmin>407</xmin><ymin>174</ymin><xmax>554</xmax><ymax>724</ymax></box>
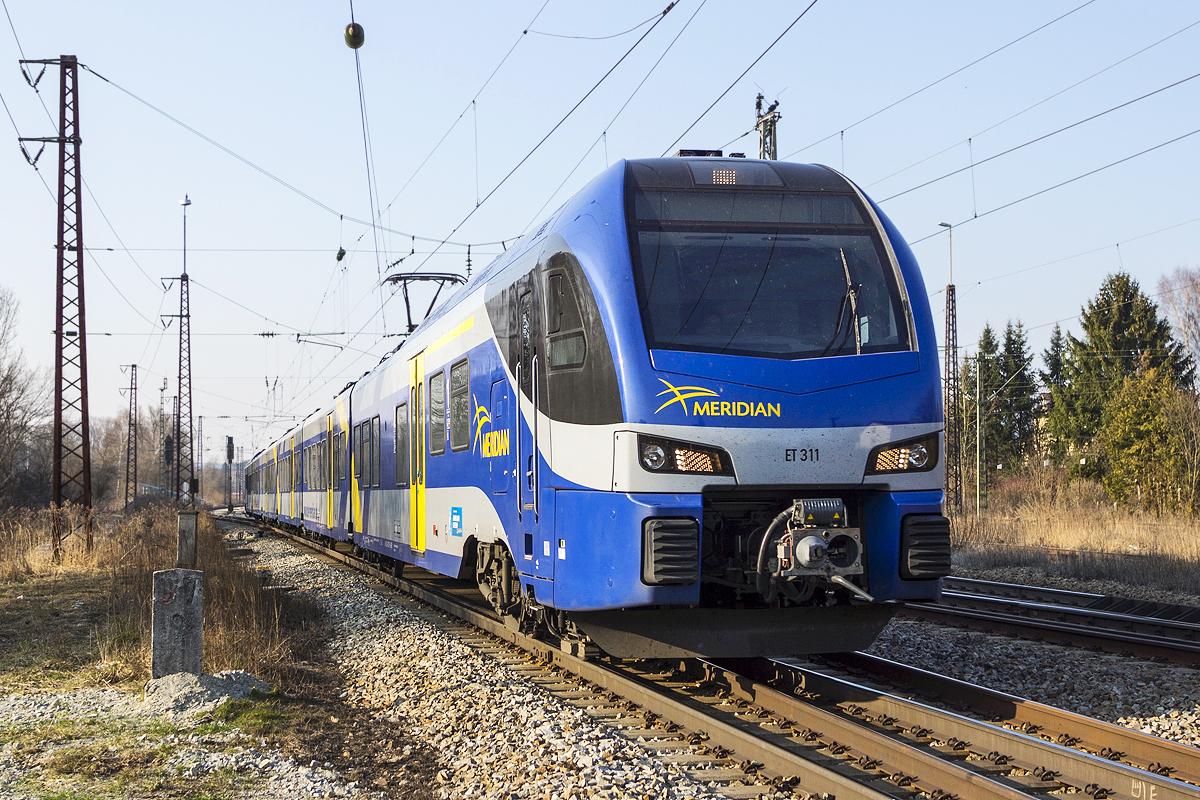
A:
<box><xmin>1040</xmin><ymin>324</ymin><xmax>1067</xmax><ymax>389</ymax></box>
<box><xmin>1047</xmin><ymin>272</ymin><xmax>1193</xmax><ymax>464</ymax></box>
<box><xmin>963</xmin><ymin>324</ymin><xmax>1004</xmax><ymax>494</ymax></box>
<box><xmin>994</xmin><ymin>321</ymin><xmax>1037</xmax><ymax>467</ymax></box>
<box><xmin>1099</xmin><ymin>368</ymin><xmax>1182</xmax><ymax>512</ymax></box>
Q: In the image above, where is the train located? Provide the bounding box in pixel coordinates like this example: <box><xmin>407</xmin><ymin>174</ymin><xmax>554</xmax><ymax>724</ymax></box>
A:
<box><xmin>245</xmin><ymin>154</ymin><xmax>951</xmax><ymax>659</ymax></box>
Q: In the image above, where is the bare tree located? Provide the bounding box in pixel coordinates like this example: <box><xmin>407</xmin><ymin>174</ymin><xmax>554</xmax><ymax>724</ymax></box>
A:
<box><xmin>0</xmin><ymin>286</ymin><xmax>50</xmax><ymax>507</ymax></box>
<box><xmin>1158</xmin><ymin>266</ymin><xmax>1200</xmax><ymax>377</ymax></box>
<box><xmin>1163</xmin><ymin>389</ymin><xmax>1200</xmax><ymax>514</ymax></box>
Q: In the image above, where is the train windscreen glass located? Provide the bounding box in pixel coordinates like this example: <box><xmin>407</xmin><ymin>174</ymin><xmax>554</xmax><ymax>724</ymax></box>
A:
<box><xmin>629</xmin><ymin>189</ymin><xmax>910</xmax><ymax>360</ymax></box>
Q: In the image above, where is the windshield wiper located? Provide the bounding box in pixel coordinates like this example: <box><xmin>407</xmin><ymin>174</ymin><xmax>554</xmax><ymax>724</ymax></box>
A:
<box><xmin>819</xmin><ymin>249</ymin><xmax>862</xmax><ymax>357</ymax></box>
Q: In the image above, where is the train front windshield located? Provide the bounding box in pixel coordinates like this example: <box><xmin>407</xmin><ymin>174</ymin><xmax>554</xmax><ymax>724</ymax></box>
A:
<box><xmin>629</xmin><ymin>188</ymin><xmax>911</xmax><ymax>361</ymax></box>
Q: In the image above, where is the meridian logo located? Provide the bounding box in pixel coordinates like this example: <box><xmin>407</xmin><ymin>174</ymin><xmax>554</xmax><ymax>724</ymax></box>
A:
<box><xmin>654</xmin><ymin>378</ymin><xmax>781</xmax><ymax>418</ymax></box>
<box><xmin>473</xmin><ymin>395</ymin><xmax>510</xmax><ymax>458</ymax></box>
<box><xmin>472</xmin><ymin>395</ymin><xmax>490</xmax><ymax>452</ymax></box>
<box><xmin>655</xmin><ymin>379</ymin><xmax>718</xmax><ymax>416</ymax></box>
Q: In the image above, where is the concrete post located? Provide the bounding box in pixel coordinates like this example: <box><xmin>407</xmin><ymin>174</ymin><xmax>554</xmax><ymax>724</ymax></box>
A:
<box><xmin>177</xmin><ymin>510</ymin><xmax>198</xmax><ymax>568</ymax></box>
<box><xmin>151</xmin><ymin>568</ymin><xmax>203</xmax><ymax>678</ymax></box>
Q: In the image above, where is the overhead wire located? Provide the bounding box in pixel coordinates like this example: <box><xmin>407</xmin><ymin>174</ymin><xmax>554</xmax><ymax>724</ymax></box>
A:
<box><xmin>524</xmin><ymin>0</ymin><xmax>710</xmax><ymax>232</ymax></box>
<box><xmin>906</xmin><ymin>125</ymin><xmax>1200</xmax><ymax>247</ymax></box>
<box><xmin>868</xmin><ymin>16</ymin><xmax>1200</xmax><ymax>189</ymax></box>
<box><xmin>4</xmin><ymin>0</ymin><xmax>171</xmax><ymax>379</ymax></box>
<box><xmin>374</xmin><ymin>0</ymin><xmax>553</xmax><ymax>216</ymax></box>
<box><xmin>660</xmin><ymin>0</ymin><xmax>819</xmax><ymax>157</ymax></box>
<box><xmin>879</xmin><ymin>69</ymin><xmax>1200</xmax><ymax>204</ymax></box>
<box><xmin>408</xmin><ymin>2</ymin><xmax>677</xmax><ymax>275</ymax></box>
<box><xmin>1</xmin><ymin>0</ymin><xmax>55</xmax><ymax>202</ymax></box>
<box><xmin>927</xmin><ymin>214</ymin><xmax>1200</xmax><ymax>300</ymax></box>
<box><xmin>78</xmin><ymin>64</ymin><xmax>504</xmax><ymax>248</ymax></box>
<box><xmin>274</xmin><ymin>1</ymin><xmax>682</xmax><ymax>420</ymax></box>
<box><xmin>780</xmin><ymin>0</ymin><xmax>1098</xmax><ymax>161</ymax></box>
<box><xmin>526</xmin><ymin>10</ymin><xmax>664</xmax><ymax>40</ymax></box>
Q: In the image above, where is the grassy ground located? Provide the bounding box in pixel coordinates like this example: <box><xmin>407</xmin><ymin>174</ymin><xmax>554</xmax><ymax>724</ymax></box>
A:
<box><xmin>0</xmin><ymin>506</ymin><xmax>437</xmax><ymax>800</ymax></box>
<box><xmin>952</xmin><ymin>469</ymin><xmax>1200</xmax><ymax>597</ymax></box>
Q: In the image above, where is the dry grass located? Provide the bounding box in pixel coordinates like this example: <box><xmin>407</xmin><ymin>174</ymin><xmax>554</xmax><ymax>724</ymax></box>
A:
<box><xmin>952</xmin><ymin>465</ymin><xmax>1200</xmax><ymax>596</ymax></box>
<box><xmin>0</xmin><ymin>503</ymin><xmax>325</xmax><ymax>691</ymax></box>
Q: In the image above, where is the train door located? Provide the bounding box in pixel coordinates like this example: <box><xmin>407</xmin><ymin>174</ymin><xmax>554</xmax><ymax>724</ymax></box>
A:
<box><xmin>489</xmin><ymin>380</ymin><xmax>510</xmax><ymax>494</ymax></box>
<box><xmin>326</xmin><ymin>414</ymin><xmax>334</xmax><ymax>529</ymax></box>
<box><xmin>409</xmin><ymin>352</ymin><xmax>426</xmax><ymax>553</ymax></box>
<box><xmin>517</xmin><ymin>283</ymin><xmax>554</xmax><ymax>582</ymax></box>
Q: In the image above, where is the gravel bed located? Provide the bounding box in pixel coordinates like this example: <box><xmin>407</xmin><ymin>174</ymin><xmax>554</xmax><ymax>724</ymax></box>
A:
<box><xmin>867</xmin><ymin>617</ymin><xmax>1200</xmax><ymax>746</ymax></box>
<box><xmin>249</xmin><ymin>530</ymin><xmax>781</xmax><ymax>800</ymax></box>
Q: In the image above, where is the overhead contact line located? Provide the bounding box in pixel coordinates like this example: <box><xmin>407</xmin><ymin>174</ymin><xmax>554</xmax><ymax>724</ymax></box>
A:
<box><xmin>906</xmin><ymin>125</ymin><xmax>1200</xmax><ymax>246</ymax></box>
<box><xmin>881</xmin><ymin>69</ymin><xmax>1200</xmax><ymax>203</ymax></box>
<box><xmin>660</xmin><ymin>0</ymin><xmax>818</xmax><ymax>158</ymax></box>
<box><xmin>781</xmin><ymin>0</ymin><xmax>1099</xmax><ymax>161</ymax></box>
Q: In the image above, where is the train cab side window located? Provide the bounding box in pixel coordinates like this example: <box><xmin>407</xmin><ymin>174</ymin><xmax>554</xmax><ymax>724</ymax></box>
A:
<box><xmin>395</xmin><ymin>403</ymin><xmax>408</xmax><ymax>487</ymax></box>
<box><xmin>430</xmin><ymin>370</ymin><xmax>446</xmax><ymax>455</ymax></box>
<box><xmin>450</xmin><ymin>359</ymin><xmax>469</xmax><ymax>451</ymax></box>
<box><xmin>544</xmin><ymin>267</ymin><xmax>587</xmax><ymax>370</ymax></box>
<box><xmin>371</xmin><ymin>416</ymin><xmax>381</xmax><ymax>488</ymax></box>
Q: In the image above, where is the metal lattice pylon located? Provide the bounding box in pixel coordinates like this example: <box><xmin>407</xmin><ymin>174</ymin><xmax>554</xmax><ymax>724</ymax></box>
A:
<box><xmin>20</xmin><ymin>55</ymin><xmax>92</xmax><ymax>557</ymax></box>
<box><xmin>124</xmin><ymin>364</ymin><xmax>137</xmax><ymax>508</ymax></box>
<box><xmin>944</xmin><ymin>283</ymin><xmax>963</xmax><ymax>513</ymax></box>
<box><xmin>173</xmin><ymin>273</ymin><xmax>194</xmax><ymax>502</ymax></box>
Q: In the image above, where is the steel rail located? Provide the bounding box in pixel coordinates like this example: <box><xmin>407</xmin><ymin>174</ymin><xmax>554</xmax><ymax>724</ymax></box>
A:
<box><xmin>822</xmin><ymin>650</ymin><xmax>1200</xmax><ymax>787</ymax></box>
<box><xmin>939</xmin><ymin>580</ymin><xmax>1200</xmax><ymax>642</ymax></box>
<box><xmin>903</xmin><ymin>602</ymin><xmax>1200</xmax><ymax>666</ymax></box>
<box><xmin>239</xmin><ymin>519</ymin><xmax>1080</xmax><ymax>800</ymax></box>
<box><xmin>724</xmin><ymin>656</ymin><xmax>1200</xmax><ymax>800</ymax></box>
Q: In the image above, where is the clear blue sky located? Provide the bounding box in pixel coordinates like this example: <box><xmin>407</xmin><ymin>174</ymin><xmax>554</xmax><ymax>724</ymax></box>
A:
<box><xmin>2</xmin><ymin>0</ymin><xmax>1198</xmax><ymax>459</ymax></box>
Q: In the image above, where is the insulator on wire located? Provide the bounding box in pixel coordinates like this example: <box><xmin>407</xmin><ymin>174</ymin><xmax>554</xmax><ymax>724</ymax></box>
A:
<box><xmin>336</xmin><ymin>247</ymin><xmax>346</xmax><ymax>262</ymax></box>
<box><xmin>345</xmin><ymin>23</ymin><xmax>365</xmax><ymax>49</ymax></box>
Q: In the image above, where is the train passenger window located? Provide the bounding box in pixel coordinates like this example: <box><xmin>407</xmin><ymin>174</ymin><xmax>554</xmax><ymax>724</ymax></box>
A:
<box><xmin>450</xmin><ymin>359</ymin><xmax>469</xmax><ymax>451</ymax></box>
<box><xmin>332</xmin><ymin>432</ymin><xmax>341</xmax><ymax>488</ymax></box>
<box><xmin>339</xmin><ymin>431</ymin><xmax>347</xmax><ymax>482</ymax></box>
<box><xmin>371</xmin><ymin>416</ymin><xmax>381</xmax><ymax>488</ymax></box>
<box><xmin>354</xmin><ymin>423</ymin><xmax>363</xmax><ymax>480</ymax></box>
<box><xmin>363</xmin><ymin>421</ymin><xmax>374</xmax><ymax>487</ymax></box>
<box><xmin>430</xmin><ymin>370</ymin><xmax>446</xmax><ymax>455</ymax></box>
<box><xmin>395</xmin><ymin>403</ymin><xmax>408</xmax><ymax>487</ymax></box>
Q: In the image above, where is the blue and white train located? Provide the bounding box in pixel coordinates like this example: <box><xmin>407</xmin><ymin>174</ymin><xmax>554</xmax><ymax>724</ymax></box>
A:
<box><xmin>246</xmin><ymin>155</ymin><xmax>950</xmax><ymax>658</ymax></box>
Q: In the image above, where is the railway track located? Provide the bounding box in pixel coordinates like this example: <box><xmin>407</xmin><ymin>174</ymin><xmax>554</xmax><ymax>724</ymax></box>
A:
<box><xmin>905</xmin><ymin>577</ymin><xmax>1200</xmax><ymax>667</ymax></box>
<box><xmin>231</xmin><ymin>516</ymin><xmax>1200</xmax><ymax>800</ymax></box>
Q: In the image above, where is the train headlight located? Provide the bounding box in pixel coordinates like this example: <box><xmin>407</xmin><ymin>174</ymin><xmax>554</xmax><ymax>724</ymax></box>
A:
<box><xmin>641</xmin><ymin>442</ymin><xmax>667</xmax><ymax>471</ymax></box>
<box><xmin>865</xmin><ymin>433</ymin><xmax>939</xmax><ymax>475</ymax></box>
<box><xmin>637</xmin><ymin>435</ymin><xmax>735</xmax><ymax>477</ymax></box>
